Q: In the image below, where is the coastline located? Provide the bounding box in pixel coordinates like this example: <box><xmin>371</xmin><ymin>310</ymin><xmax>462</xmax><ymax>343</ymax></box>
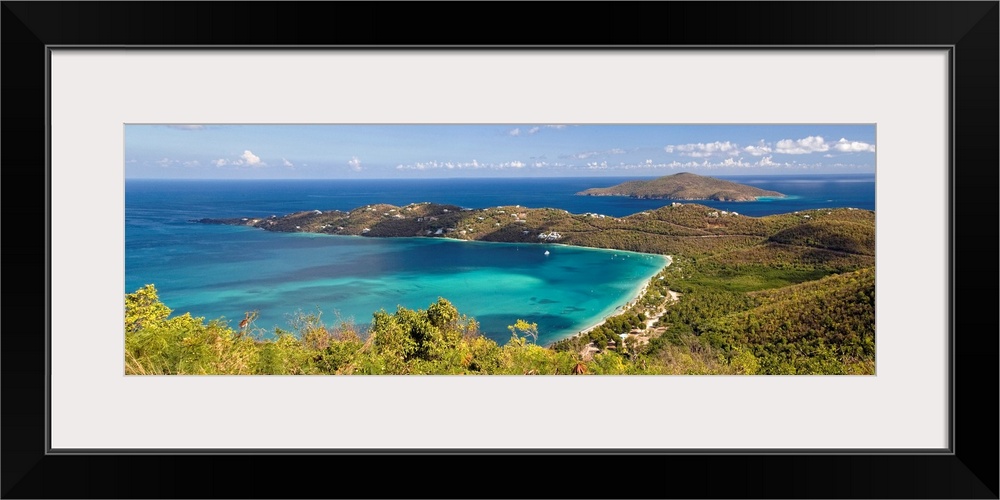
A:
<box><xmin>545</xmin><ymin>255</ymin><xmax>673</xmax><ymax>347</ymax></box>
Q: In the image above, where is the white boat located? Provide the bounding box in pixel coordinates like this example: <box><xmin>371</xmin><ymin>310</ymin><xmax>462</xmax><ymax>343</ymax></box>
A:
<box><xmin>544</xmin><ymin>250</ymin><xmax>550</xmax><ymax>255</ymax></box>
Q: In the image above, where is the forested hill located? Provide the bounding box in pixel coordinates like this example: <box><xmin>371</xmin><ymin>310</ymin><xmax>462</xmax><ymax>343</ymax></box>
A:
<box><xmin>576</xmin><ymin>172</ymin><xmax>784</xmax><ymax>201</ymax></box>
<box><xmin>197</xmin><ymin>201</ymin><xmax>873</xmax><ymax>267</ymax></box>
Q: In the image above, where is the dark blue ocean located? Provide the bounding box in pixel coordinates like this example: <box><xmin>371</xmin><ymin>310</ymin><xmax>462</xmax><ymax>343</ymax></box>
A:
<box><xmin>125</xmin><ymin>174</ymin><xmax>874</xmax><ymax>344</ymax></box>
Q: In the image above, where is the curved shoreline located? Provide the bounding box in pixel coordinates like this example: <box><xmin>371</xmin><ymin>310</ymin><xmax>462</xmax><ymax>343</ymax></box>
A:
<box><xmin>545</xmin><ymin>255</ymin><xmax>673</xmax><ymax>347</ymax></box>
<box><xmin>289</xmin><ymin>233</ymin><xmax>672</xmax><ymax>347</ymax></box>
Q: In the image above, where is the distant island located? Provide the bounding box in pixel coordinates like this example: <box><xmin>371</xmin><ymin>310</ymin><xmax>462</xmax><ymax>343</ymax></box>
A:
<box><xmin>576</xmin><ymin>172</ymin><xmax>784</xmax><ymax>201</ymax></box>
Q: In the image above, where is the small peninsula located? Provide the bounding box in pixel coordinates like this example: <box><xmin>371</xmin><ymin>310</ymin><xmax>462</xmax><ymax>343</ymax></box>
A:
<box><xmin>576</xmin><ymin>172</ymin><xmax>784</xmax><ymax>201</ymax></box>
<box><xmin>195</xmin><ymin>202</ymin><xmax>874</xmax><ymax>263</ymax></box>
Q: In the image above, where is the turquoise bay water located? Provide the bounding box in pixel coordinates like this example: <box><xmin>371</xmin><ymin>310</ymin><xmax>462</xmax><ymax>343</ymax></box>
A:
<box><xmin>126</xmin><ymin>175</ymin><xmax>873</xmax><ymax>345</ymax></box>
<box><xmin>127</xmin><ymin>222</ymin><xmax>667</xmax><ymax>345</ymax></box>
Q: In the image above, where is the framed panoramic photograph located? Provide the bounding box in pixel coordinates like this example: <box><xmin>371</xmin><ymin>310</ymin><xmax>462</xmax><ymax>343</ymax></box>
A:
<box><xmin>5</xmin><ymin>2</ymin><xmax>997</xmax><ymax>499</ymax></box>
<box><xmin>68</xmin><ymin>53</ymin><xmax>917</xmax><ymax>452</ymax></box>
<box><xmin>122</xmin><ymin>123</ymin><xmax>877</xmax><ymax>376</ymax></box>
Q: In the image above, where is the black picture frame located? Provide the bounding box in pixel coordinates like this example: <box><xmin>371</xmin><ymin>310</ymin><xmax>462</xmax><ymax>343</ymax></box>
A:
<box><xmin>4</xmin><ymin>2</ymin><xmax>997</xmax><ymax>498</ymax></box>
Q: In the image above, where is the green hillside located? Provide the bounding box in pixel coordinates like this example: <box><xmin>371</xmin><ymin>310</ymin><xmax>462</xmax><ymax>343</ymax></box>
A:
<box><xmin>695</xmin><ymin>268</ymin><xmax>876</xmax><ymax>374</ymax></box>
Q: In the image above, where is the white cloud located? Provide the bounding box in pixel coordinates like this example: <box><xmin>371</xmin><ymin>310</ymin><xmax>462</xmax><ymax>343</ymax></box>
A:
<box><xmin>832</xmin><ymin>138</ymin><xmax>876</xmax><ymax>153</ymax></box>
<box><xmin>721</xmin><ymin>157</ymin><xmax>753</xmax><ymax>167</ymax></box>
<box><xmin>568</xmin><ymin>148</ymin><xmax>627</xmax><ymax>160</ymax></box>
<box><xmin>775</xmin><ymin>136</ymin><xmax>829</xmax><ymax>154</ymax></box>
<box><xmin>827</xmin><ymin>162</ymin><xmax>871</xmax><ymax>169</ymax></box>
<box><xmin>666</xmin><ymin>160</ymin><xmax>708</xmax><ymax>168</ymax></box>
<box><xmin>151</xmin><ymin>157</ymin><xmax>201</xmax><ymax>168</ymax></box>
<box><xmin>240</xmin><ymin>150</ymin><xmax>263</xmax><ymax>166</ymax></box>
<box><xmin>743</xmin><ymin>141</ymin><xmax>772</xmax><ymax>156</ymax></box>
<box><xmin>664</xmin><ymin>141</ymin><xmax>739</xmax><ymax>157</ymax></box>
<box><xmin>395</xmin><ymin>159</ymin><xmax>528</xmax><ymax>171</ymax></box>
<box><xmin>389</xmin><ymin>155</ymin><xmax>870</xmax><ymax>173</ymax></box>
<box><xmin>758</xmin><ymin>156</ymin><xmax>781</xmax><ymax>167</ymax></box>
<box><xmin>348</xmin><ymin>156</ymin><xmax>362</xmax><ymax>171</ymax></box>
<box><xmin>213</xmin><ymin>149</ymin><xmax>267</xmax><ymax>167</ymax></box>
<box><xmin>508</xmin><ymin>125</ymin><xmax>562</xmax><ymax>136</ymax></box>
<box><xmin>391</xmin><ymin>152</ymin><xmax>850</xmax><ymax>173</ymax></box>
<box><xmin>572</xmin><ymin>156</ymin><xmax>809</xmax><ymax>171</ymax></box>
<box><xmin>282</xmin><ymin>158</ymin><xmax>294</xmax><ymax>168</ymax></box>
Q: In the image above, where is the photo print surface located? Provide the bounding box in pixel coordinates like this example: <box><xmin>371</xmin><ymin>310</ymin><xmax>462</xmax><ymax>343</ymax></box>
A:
<box><xmin>125</xmin><ymin>124</ymin><xmax>876</xmax><ymax>375</ymax></box>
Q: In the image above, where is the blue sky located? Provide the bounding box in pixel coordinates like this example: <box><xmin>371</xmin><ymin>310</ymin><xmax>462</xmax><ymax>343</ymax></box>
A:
<box><xmin>125</xmin><ymin>124</ymin><xmax>876</xmax><ymax>179</ymax></box>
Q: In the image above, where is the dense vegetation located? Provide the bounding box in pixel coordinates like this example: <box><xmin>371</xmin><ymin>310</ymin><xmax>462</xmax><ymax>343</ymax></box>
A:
<box><xmin>576</xmin><ymin>172</ymin><xmax>784</xmax><ymax>201</ymax></box>
<box><xmin>641</xmin><ymin>260</ymin><xmax>874</xmax><ymax>374</ymax></box>
<box><xmin>125</xmin><ymin>284</ymin><xmax>647</xmax><ymax>375</ymax></box>
<box><xmin>160</xmin><ymin>201</ymin><xmax>879</xmax><ymax>375</ymax></box>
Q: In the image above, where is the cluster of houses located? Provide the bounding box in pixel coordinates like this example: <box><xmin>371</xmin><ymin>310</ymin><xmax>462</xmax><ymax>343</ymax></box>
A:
<box><xmin>537</xmin><ymin>231</ymin><xmax>563</xmax><ymax>241</ymax></box>
<box><xmin>707</xmin><ymin>210</ymin><xmax>739</xmax><ymax>218</ymax></box>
